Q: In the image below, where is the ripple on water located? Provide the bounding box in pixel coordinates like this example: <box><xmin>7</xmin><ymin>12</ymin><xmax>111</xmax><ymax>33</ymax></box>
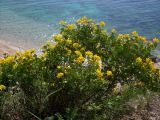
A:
<box><xmin>0</xmin><ymin>0</ymin><xmax>160</xmax><ymax>50</ymax></box>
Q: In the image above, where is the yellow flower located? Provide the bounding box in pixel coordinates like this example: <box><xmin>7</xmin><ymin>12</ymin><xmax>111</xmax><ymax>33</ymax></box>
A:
<box><xmin>22</xmin><ymin>50</ymin><xmax>32</xmax><ymax>58</ymax></box>
<box><xmin>15</xmin><ymin>51</ymin><xmax>21</xmax><ymax>56</ymax></box>
<box><xmin>53</xmin><ymin>34</ymin><xmax>63</xmax><ymax>42</ymax></box>
<box><xmin>85</xmin><ymin>51</ymin><xmax>93</xmax><ymax>57</ymax></box>
<box><xmin>75</xmin><ymin>56</ymin><xmax>85</xmax><ymax>64</ymax></box>
<box><xmin>76</xmin><ymin>16</ymin><xmax>87</xmax><ymax>25</ymax></box>
<box><xmin>73</xmin><ymin>43</ymin><xmax>81</xmax><ymax>48</ymax></box>
<box><xmin>111</xmin><ymin>28</ymin><xmax>116</xmax><ymax>33</ymax></box>
<box><xmin>106</xmin><ymin>70</ymin><xmax>113</xmax><ymax>77</ymax></box>
<box><xmin>93</xmin><ymin>55</ymin><xmax>101</xmax><ymax>61</ymax></box>
<box><xmin>57</xmin><ymin>66</ymin><xmax>62</xmax><ymax>69</ymax></box>
<box><xmin>146</xmin><ymin>58</ymin><xmax>151</xmax><ymax>63</ymax></box>
<box><xmin>123</xmin><ymin>34</ymin><xmax>130</xmax><ymax>40</ymax></box>
<box><xmin>4</xmin><ymin>55</ymin><xmax>15</xmax><ymax>63</ymax></box>
<box><xmin>99</xmin><ymin>21</ymin><xmax>106</xmax><ymax>27</ymax></box>
<box><xmin>75</xmin><ymin>51</ymin><xmax>82</xmax><ymax>56</ymax></box>
<box><xmin>66</xmin><ymin>24</ymin><xmax>76</xmax><ymax>30</ymax></box>
<box><xmin>152</xmin><ymin>38</ymin><xmax>159</xmax><ymax>43</ymax></box>
<box><xmin>67</xmin><ymin>49</ymin><xmax>72</xmax><ymax>56</ymax></box>
<box><xmin>49</xmin><ymin>44</ymin><xmax>57</xmax><ymax>49</ymax></box>
<box><xmin>149</xmin><ymin>61</ymin><xmax>154</xmax><ymax>66</ymax></box>
<box><xmin>96</xmin><ymin>69</ymin><xmax>103</xmax><ymax>78</ymax></box>
<box><xmin>117</xmin><ymin>34</ymin><xmax>124</xmax><ymax>40</ymax></box>
<box><xmin>132</xmin><ymin>31</ymin><xmax>138</xmax><ymax>37</ymax></box>
<box><xmin>0</xmin><ymin>58</ymin><xmax>5</xmax><ymax>63</ymax></box>
<box><xmin>136</xmin><ymin>57</ymin><xmax>142</xmax><ymax>64</ymax></box>
<box><xmin>139</xmin><ymin>36</ymin><xmax>147</xmax><ymax>43</ymax></box>
<box><xmin>81</xmin><ymin>16</ymin><xmax>87</xmax><ymax>21</ymax></box>
<box><xmin>59</xmin><ymin>20</ymin><xmax>65</xmax><ymax>25</ymax></box>
<box><xmin>31</xmin><ymin>48</ymin><xmax>36</xmax><ymax>53</ymax></box>
<box><xmin>57</xmin><ymin>72</ymin><xmax>64</xmax><ymax>78</ymax></box>
<box><xmin>151</xmin><ymin>64</ymin><xmax>157</xmax><ymax>72</ymax></box>
<box><xmin>0</xmin><ymin>84</ymin><xmax>6</xmax><ymax>91</ymax></box>
<box><xmin>66</xmin><ymin>39</ymin><xmax>72</xmax><ymax>44</ymax></box>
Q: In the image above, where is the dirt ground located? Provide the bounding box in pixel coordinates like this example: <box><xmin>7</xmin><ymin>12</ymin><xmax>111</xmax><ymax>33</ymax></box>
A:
<box><xmin>121</xmin><ymin>93</ymin><xmax>160</xmax><ymax>120</ymax></box>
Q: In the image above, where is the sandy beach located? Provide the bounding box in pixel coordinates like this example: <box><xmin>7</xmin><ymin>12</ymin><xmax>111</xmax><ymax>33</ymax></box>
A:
<box><xmin>0</xmin><ymin>40</ymin><xmax>21</xmax><ymax>55</ymax></box>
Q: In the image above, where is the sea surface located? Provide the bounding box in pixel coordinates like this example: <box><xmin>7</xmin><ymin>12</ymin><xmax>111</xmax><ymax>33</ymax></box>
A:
<box><xmin>0</xmin><ymin>0</ymin><xmax>160</xmax><ymax>51</ymax></box>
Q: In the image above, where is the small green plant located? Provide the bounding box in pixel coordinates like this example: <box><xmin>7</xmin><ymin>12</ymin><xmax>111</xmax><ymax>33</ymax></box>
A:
<box><xmin>0</xmin><ymin>16</ymin><xmax>160</xmax><ymax>119</ymax></box>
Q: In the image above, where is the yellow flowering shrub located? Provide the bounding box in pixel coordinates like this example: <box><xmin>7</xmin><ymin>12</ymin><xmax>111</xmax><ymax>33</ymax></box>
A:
<box><xmin>0</xmin><ymin>16</ymin><xmax>160</xmax><ymax>119</ymax></box>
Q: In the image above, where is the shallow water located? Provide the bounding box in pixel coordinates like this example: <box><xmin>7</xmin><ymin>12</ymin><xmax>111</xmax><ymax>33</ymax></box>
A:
<box><xmin>0</xmin><ymin>0</ymin><xmax>160</xmax><ymax>50</ymax></box>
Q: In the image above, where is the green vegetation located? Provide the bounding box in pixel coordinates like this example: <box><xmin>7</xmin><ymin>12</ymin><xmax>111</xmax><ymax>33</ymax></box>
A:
<box><xmin>0</xmin><ymin>16</ymin><xmax>160</xmax><ymax>120</ymax></box>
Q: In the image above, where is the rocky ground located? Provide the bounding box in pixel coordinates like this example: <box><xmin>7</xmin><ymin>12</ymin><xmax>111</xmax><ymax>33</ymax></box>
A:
<box><xmin>121</xmin><ymin>93</ymin><xmax>160</xmax><ymax>120</ymax></box>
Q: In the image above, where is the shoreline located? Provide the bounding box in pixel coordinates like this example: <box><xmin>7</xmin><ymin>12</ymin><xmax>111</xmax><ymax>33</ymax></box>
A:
<box><xmin>0</xmin><ymin>40</ymin><xmax>22</xmax><ymax>55</ymax></box>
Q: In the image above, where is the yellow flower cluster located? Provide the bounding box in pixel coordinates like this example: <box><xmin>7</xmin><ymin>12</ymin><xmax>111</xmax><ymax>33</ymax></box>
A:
<box><xmin>99</xmin><ymin>21</ymin><xmax>106</xmax><ymax>27</ymax></box>
<box><xmin>117</xmin><ymin>34</ymin><xmax>124</xmax><ymax>40</ymax></box>
<box><xmin>15</xmin><ymin>51</ymin><xmax>21</xmax><ymax>56</ymax></box>
<box><xmin>75</xmin><ymin>56</ymin><xmax>85</xmax><ymax>64</ymax></box>
<box><xmin>75</xmin><ymin>51</ymin><xmax>82</xmax><ymax>56</ymax></box>
<box><xmin>0</xmin><ymin>55</ymin><xmax>14</xmax><ymax>64</ymax></box>
<box><xmin>111</xmin><ymin>28</ymin><xmax>116</xmax><ymax>33</ymax></box>
<box><xmin>76</xmin><ymin>16</ymin><xmax>87</xmax><ymax>25</ymax></box>
<box><xmin>53</xmin><ymin>34</ymin><xmax>64</xmax><ymax>42</ymax></box>
<box><xmin>117</xmin><ymin>34</ymin><xmax>130</xmax><ymax>40</ymax></box>
<box><xmin>22</xmin><ymin>49</ymin><xmax>34</xmax><ymax>58</ymax></box>
<box><xmin>65</xmin><ymin>24</ymin><xmax>76</xmax><ymax>30</ymax></box>
<box><xmin>123</xmin><ymin>34</ymin><xmax>130</xmax><ymax>40</ymax></box>
<box><xmin>132</xmin><ymin>31</ymin><xmax>138</xmax><ymax>37</ymax></box>
<box><xmin>136</xmin><ymin>57</ymin><xmax>142</xmax><ymax>64</ymax></box>
<box><xmin>96</xmin><ymin>69</ymin><xmax>113</xmax><ymax>78</ymax></box>
<box><xmin>138</xmin><ymin>36</ymin><xmax>147</xmax><ymax>43</ymax></box>
<box><xmin>93</xmin><ymin>55</ymin><xmax>101</xmax><ymax>61</ymax></box>
<box><xmin>85</xmin><ymin>51</ymin><xmax>93</xmax><ymax>58</ymax></box>
<box><xmin>96</xmin><ymin>69</ymin><xmax>103</xmax><ymax>78</ymax></box>
<box><xmin>59</xmin><ymin>20</ymin><xmax>65</xmax><ymax>25</ymax></box>
<box><xmin>136</xmin><ymin>57</ymin><xmax>158</xmax><ymax>72</ymax></box>
<box><xmin>88</xmin><ymin>18</ymin><xmax>94</xmax><ymax>23</ymax></box>
<box><xmin>57</xmin><ymin>66</ymin><xmax>62</xmax><ymax>69</ymax></box>
<box><xmin>0</xmin><ymin>48</ymin><xmax>36</xmax><ymax>63</ymax></box>
<box><xmin>67</xmin><ymin>49</ymin><xmax>72</xmax><ymax>56</ymax></box>
<box><xmin>57</xmin><ymin>72</ymin><xmax>64</xmax><ymax>78</ymax></box>
<box><xmin>152</xmin><ymin>38</ymin><xmax>159</xmax><ymax>43</ymax></box>
<box><xmin>66</xmin><ymin>39</ymin><xmax>72</xmax><ymax>44</ymax></box>
<box><xmin>73</xmin><ymin>43</ymin><xmax>81</xmax><ymax>48</ymax></box>
<box><xmin>146</xmin><ymin>57</ymin><xmax>151</xmax><ymax>63</ymax></box>
<box><xmin>106</xmin><ymin>70</ymin><xmax>113</xmax><ymax>77</ymax></box>
<box><xmin>0</xmin><ymin>84</ymin><xmax>6</xmax><ymax>91</ymax></box>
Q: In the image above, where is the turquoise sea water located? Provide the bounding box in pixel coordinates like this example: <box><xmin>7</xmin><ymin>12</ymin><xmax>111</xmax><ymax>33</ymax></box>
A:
<box><xmin>0</xmin><ymin>0</ymin><xmax>160</xmax><ymax>50</ymax></box>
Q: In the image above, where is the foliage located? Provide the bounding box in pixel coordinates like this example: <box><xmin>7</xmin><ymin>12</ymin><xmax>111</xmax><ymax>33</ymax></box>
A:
<box><xmin>0</xmin><ymin>16</ymin><xmax>160</xmax><ymax>119</ymax></box>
